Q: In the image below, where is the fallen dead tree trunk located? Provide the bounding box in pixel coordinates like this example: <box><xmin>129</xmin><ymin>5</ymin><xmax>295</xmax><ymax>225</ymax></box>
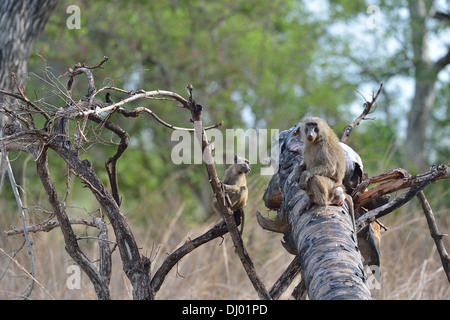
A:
<box><xmin>257</xmin><ymin>83</ymin><xmax>450</xmax><ymax>298</ymax></box>
<box><xmin>259</xmin><ymin>123</ymin><xmax>372</xmax><ymax>300</ymax></box>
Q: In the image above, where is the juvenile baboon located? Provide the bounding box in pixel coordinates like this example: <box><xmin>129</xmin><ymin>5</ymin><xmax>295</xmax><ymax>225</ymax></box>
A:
<box><xmin>214</xmin><ymin>156</ymin><xmax>251</xmax><ymax>231</ymax></box>
<box><xmin>294</xmin><ymin>117</ymin><xmax>355</xmax><ymax>232</ymax></box>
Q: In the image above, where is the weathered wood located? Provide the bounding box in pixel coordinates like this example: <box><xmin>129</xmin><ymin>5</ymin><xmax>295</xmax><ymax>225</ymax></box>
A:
<box><xmin>0</xmin><ymin>0</ymin><xmax>58</xmax><ymax>93</ymax></box>
<box><xmin>184</xmin><ymin>89</ymin><xmax>271</xmax><ymax>300</ymax></box>
<box><xmin>49</xmin><ymin>140</ymin><xmax>152</xmax><ymax>300</ymax></box>
<box><xmin>265</xmin><ymin>123</ymin><xmax>372</xmax><ymax>300</ymax></box>
<box><xmin>417</xmin><ymin>191</ymin><xmax>450</xmax><ymax>283</ymax></box>
<box><xmin>284</xmin><ymin>171</ymin><xmax>371</xmax><ymax>300</ymax></box>
<box><xmin>36</xmin><ymin>146</ymin><xmax>111</xmax><ymax>300</ymax></box>
<box><xmin>151</xmin><ymin>219</ymin><xmax>235</xmax><ymax>296</ymax></box>
<box><xmin>269</xmin><ymin>256</ymin><xmax>302</xmax><ymax>299</ymax></box>
<box><xmin>354</xmin><ymin>165</ymin><xmax>449</xmax><ymax>210</ymax></box>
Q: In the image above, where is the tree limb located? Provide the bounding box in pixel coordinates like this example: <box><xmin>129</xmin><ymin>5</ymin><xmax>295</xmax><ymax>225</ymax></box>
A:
<box><xmin>341</xmin><ymin>83</ymin><xmax>383</xmax><ymax>143</ymax></box>
<box><xmin>117</xmin><ymin>105</ymin><xmax>223</xmax><ymax>131</ymax></box>
<box><xmin>67</xmin><ymin>56</ymin><xmax>108</xmax><ymax>99</ymax></box>
<box><xmin>88</xmin><ymin>113</ymin><xmax>128</xmax><ymax>206</ymax></box>
<box><xmin>354</xmin><ymin>164</ymin><xmax>449</xmax><ymax>211</ymax></box>
<box><xmin>182</xmin><ymin>85</ymin><xmax>271</xmax><ymax>300</ymax></box>
<box><xmin>416</xmin><ymin>191</ymin><xmax>450</xmax><ymax>283</ymax></box>
<box><xmin>151</xmin><ymin>220</ymin><xmax>231</xmax><ymax>297</ymax></box>
<box><xmin>4</xmin><ymin>217</ymin><xmax>101</xmax><ymax>236</ymax></box>
<box><xmin>36</xmin><ymin>145</ymin><xmax>111</xmax><ymax>299</ymax></box>
<box><xmin>1</xmin><ymin>139</ymin><xmax>35</xmax><ymax>298</ymax></box>
<box><xmin>269</xmin><ymin>255</ymin><xmax>302</xmax><ymax>299</ymax></box>
<box><xmin>434</xmin><ymin>46</ymin><xmax>450</xmax><ymax>74</ymax></box>
<box><xmin>49</xmin><ymin>140</ymin><xmax>152</xmax><ymax>299</ymax></box>
<box><xmin>356</xmin><ymin>182</ymin><xmax>430</xmax><ymax>232</ymax></box>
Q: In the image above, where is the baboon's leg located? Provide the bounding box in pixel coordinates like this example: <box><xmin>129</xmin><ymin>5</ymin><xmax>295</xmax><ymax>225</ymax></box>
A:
<box><xmin>306</xmin><ymin>175</ymin><xmax>329</xmax><ymax>207</ymax></box>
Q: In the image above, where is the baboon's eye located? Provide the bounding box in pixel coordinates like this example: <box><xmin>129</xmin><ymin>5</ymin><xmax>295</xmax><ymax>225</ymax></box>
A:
<box><xmin>314</xmin><ymin>127</ymin><xmax>319</xmax><ymax>133</ymax></box>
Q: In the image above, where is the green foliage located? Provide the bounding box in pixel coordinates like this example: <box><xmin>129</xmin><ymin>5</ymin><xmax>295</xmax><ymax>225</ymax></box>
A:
<box><xmin>23</xmin><ymin>0</ymin><xmax>449</xmax><ymax>222</ymax></box>
<box><xmin>347</xmin><ymin>121</ymin><xmax>400</xmax><ymax>175</ymax></box>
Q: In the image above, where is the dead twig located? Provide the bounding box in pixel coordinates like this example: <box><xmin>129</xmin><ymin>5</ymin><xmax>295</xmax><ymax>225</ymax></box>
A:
<box><xmin>10</xmin><ymin>71</ymin><xmax>50</xmax><ymax>124</ymax></box>
<box><xmin>67</xmin><ymin>56</ymin><xmax>108</xmax><ymax>99</ymax></box>
<box><xmin>354</xmin><ymin>165</ymin><xmax>449</xmax><ymax>211</ymax></box>
<box><xmin>416</xmin><ymin>191</ymin><xmax>450</xmax><ymax>283</ymax></box>
<box><xmin>341</xmin><ymin>83</ymin><xmax>383</xmax><ymax>143</ymax></box>
<box><xmin>1</xmin><ymin>131</ymin><xmax>35</xmax><ymax>298</ymax></box>
<box><xmin>4</xmin><ymin>217</ymin><xmax>101</xmax><ymax>236</ymax></box>
<box><xmin>150</xmin><ymin>220</ymin><xmax>231</xmax><ymax>296</ymax></box>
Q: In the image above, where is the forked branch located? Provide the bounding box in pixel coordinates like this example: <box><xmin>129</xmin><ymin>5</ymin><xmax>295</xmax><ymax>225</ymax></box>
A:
<box><xmin>182</xmin><ymin>85</ymin><xmax>271</xmax><ymax>300</ymax></box>
<box><xmin>354</xmin><ymin>164</ymin><xmax>450</xmax><ymax>283</ymax></box>
<box><xmin>341</xmin><ymin>83</ymin><xmax>383</xmax><ymax>143</ymax></box>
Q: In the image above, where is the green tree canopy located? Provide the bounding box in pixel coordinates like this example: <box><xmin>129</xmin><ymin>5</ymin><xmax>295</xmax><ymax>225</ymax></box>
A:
<box><xmin>27</xmin><ymin>0</ymin><xmax>449</xmax><ymax>217</ymax></box>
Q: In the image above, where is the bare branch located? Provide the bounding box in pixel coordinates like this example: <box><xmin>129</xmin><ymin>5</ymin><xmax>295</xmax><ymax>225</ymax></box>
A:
<box><xmin>354</xmin><ymin>164</ymin><xmax>449</xmax><ymax>211</ymax></box>
<box><xmin>0</xmin><ymin>88</ymin><xmax>50</xmax><ymax>122</ymax></box>
<box><xmin>417</xmin><ymin>191</ymin><xmax>450</xmax><ymax>283</ymax></box>
<box><xmin>181</xmin><ymin>85</ymin><xmax>271</xmax><ymax>300</ymax></box>
<box><xmin>269</xmin><ymin>256</ymin><xmax>302</xmax><ymax>299</ymax></box>
<box><xmin>356</xmin><ymin>182</ymin><xmax>430</xmax><ymax>232</ymax></box>
<box><xmin>151</xmin><ymin>220</ymin><xmax>231</xmax><ymax>296</ymax></box>
<box><xmin>49</xmin><ymin>139</ymin><xmax>152</xmax><ymax>299</ymax></box>
<box><xmin>5</xmin><ymin>217</ymin><xmax>101</xmax><ymax>236</ymax></box>
<box><xmin>341</xmin><ymin>83</ymin><xmax>383</xmax><ymax>143</ymax></box>
<box><xmin>74</xmin><ymin>90</ymin><xmax>189</xmax><ymax>118</ymax></box>
<box><xmin>88</xmin><ymin>113</ymin><xmax>128</xmax><ymax>206</ymax></box>
<box><xmin>117</xmin><ymin>106</ymin><xmax>223</xmax><ymax>131</ymax></box>
<box><xmin>0</xmin><ymin>129</ymin><xmax>50</xmax><ymax>148</ymax></box>
<box><xmin>141</xmin><ymin>107</ymin><xmax>223</xmax><ymax>131</ymax></box>
<box><xmin>67</xmin><ymin>56</ymin><xmax>109</xmax><ymax>99</ymax></box>
<box><xmin>36</xmin><ymin>145</ymin><xmax>110</xmax><ymax>299</ymax></box>
<box><xmin>1</xmin><ymin>136</ymin><xmax>35</xmax><ymax>298</ymax></box>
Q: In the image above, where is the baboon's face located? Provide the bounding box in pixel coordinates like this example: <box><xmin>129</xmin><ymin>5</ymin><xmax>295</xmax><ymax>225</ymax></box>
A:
<box><xmin>304</xmin><ymin>122</ymin><xmax>319</xmax><ymax>142</ymax></box>
<box><xmin>234</xmin><ymin>156</ymin><xmax>251</xmax><ymax>174</ymax></box>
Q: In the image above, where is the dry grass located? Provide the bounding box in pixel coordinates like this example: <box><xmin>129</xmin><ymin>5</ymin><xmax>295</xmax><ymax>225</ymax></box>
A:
<box><xmin>1</xmin><ymin>174</ymin><xmax>449</xmax><ymax>300</ymax></box>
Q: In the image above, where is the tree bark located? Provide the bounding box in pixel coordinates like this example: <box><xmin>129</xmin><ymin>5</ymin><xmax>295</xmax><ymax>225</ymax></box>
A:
<box><xmin>0</xmin><ymin>0</ymin><xmax>59</xmax><ymax>106</ymax></box>
<box><xmin>270</xmin><ymin>124</ymin><xmax>372</xmax><ymax>300</ymax></box>
<box><xmin>283</xmin><ymin>174</ymin><xmax>371</xmax><ymax>299</ymax></box>
<box><xmin>49</xmin><ymin>141</ymin><xmax>153</xmax><ymax>299</ymax></box>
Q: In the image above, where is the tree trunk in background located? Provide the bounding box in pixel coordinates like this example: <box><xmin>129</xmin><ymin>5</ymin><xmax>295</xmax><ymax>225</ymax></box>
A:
<box><xmin>406</xmin><ymin>0</ymin><xmax>450</xmax><ymax>171</ymax></box>
<box><xmin>0</xmin><ymin>0</ymin><xmax>59</xmax><ymax>123</ymax></box>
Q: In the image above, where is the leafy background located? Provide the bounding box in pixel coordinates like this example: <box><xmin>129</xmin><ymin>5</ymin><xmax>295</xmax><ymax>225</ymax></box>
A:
<box><xmin>0</xmin><ymin>0</ymin><xmax>449</xmax><ymax>299</ymax></box>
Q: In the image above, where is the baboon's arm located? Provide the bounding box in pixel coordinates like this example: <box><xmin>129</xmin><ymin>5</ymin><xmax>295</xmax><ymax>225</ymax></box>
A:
<box><xmin>223</xmin><ymin>184</ymin><xmax>241</xmax><ymax>194</ymax></box>
<box><xmin>302</xmin><ymin>165</ymin><xmax>336</xmax><ymax>181</ymax></box>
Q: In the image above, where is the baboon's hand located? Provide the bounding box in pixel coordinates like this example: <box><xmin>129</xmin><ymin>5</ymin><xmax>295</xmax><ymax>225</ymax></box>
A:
<box><xmin>298</xmin><ymin>171</ymin><xmax>310</xmax><ymax>190</ymax></box>
<box><xmin>294</xmin><ymin>165</ymin><xmax>308</xmax><ymax>190</ymax></box>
